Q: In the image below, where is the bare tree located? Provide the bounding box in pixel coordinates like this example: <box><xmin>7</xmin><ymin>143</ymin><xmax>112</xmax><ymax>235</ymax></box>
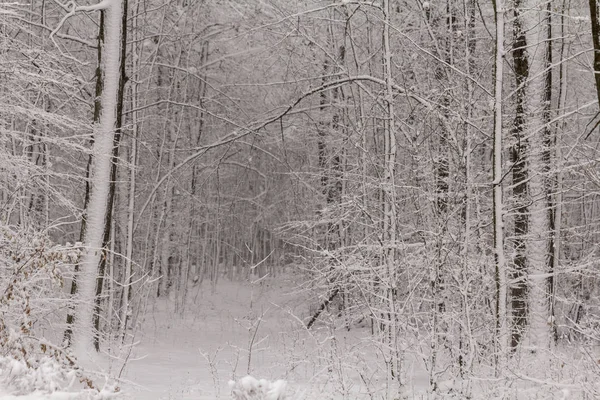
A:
<box><xmin>50</xmin><ymin>0</ymin><xmax>126</xmax><ymax>358</ymax></box>
<box><xmin>522</xmin><ymin>0</ymin><xmax>552</xmax><ymax>355</ymax></box>
<box><xmin>492</xmin><ymin>0</ymin><xmax>508</xmax><ymax>378</ymax></box>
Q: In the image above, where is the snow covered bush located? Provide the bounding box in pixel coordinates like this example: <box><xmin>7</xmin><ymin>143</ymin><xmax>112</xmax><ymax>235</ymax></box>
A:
<box><xmin>0</xmin><ymin>350</ymin><xmax>77</xmax><ymax>394</ymax></box>
<box><xmin>0</xmin><ymin>225</ymin><xmax>114</xmax><ymax>397</ymax></box>
<box><xmin>229</xmin><ymin>376</ymin><xmax>287</xmax><ymax>400</ymax></box>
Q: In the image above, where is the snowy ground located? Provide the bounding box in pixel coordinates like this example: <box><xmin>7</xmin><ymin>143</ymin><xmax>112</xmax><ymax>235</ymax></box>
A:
<box><xmin>119</xmin><ymin>275</ymin><xmax>390</xmax><ymax>399</ymax></box>
<box><xmin>116</xmin><ymin>276</ymin><xmax>591</xmax><ymax>400</ymax></box>
<box><xmin>0</xmin><ymin>272</ymin><xmax>415</xmax><ymax>400</ymax></box>
<box><xmin>2</xmin><ymin>274</ymin><xmax>593</xmax><ymax>399</ymax></box>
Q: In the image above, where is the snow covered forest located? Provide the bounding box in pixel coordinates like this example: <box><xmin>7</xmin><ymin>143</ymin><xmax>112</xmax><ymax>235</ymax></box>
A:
<box><xmin>3</xmin><ymin>0</ymin><xmax>600</xmax><ymax>398</ymax></box>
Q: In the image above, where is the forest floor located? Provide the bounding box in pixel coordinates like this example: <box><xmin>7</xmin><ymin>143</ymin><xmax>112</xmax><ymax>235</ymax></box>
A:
<box><xmin>119</xmin><ymin>272</ymin><xmax>417</xmax><ymax>400</ymax></box>
<box><xmin>1</xmin><ymin>273</ymin><xmax>593</xmax><ymax>399</ymax></box>
<box><xmin>117</xmin><ymin>274</ymin><xmax>593</xmax><ymax>400</ymax></box>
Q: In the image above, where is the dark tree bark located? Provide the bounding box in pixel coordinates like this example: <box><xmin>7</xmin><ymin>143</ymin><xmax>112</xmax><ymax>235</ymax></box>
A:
<box><xmin>589</xmin><ymin>0</ymin><xmax>600</xmax><ymax>105</ymax></box>
<box><xmin>542</xmin><ymin>1</ymin><xmax>557</xmax><ymax>343</ymax></box>
<box><xmin>306</xmin><ymin>288</ymin><xmax>339</xmax><ymax>330</ymax></box>
<box><xmin>509</xmin><ymin>0</ymin><xmax>529</xmax><ymax>350</ymax></box>
<box><xmin>308</xmin><ymin>34</ymin><xmax>345</xmax><ymax>330</ymax></box>
<box><xmin>64</xmin><ymin>11</ymin><xmax>105</xmax><ymax>346</ymax></box>
<box><xmin>63</xmin><ymin>0</ymin><xmax>128</xmax><ymax>350</ymax></box>
<box><xmin>429</xmin><ymin>0</ymin><xmax>454</xmax><ymax>388</ymax></box>
<box><xmin>92</xmin><ymin>0</ymin><xmax>129</xmax><ymax>351</ymax></box>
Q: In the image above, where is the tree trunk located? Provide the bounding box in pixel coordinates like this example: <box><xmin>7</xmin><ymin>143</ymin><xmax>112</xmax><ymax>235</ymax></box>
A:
<box><xmin>589</xmin><ymin>0</ymin><xmax>600</xmax><ymax>106</ymax></box>
<box><xmin>492</xmin><ymin>0</ymin><xmax>508</xmax><ymax>378</ymax></box>
<box><xmin>93</xmin><ymin>0</ymin><xmax>128</xmax><ymax>350</ymax></box>
<box><xmin>72</xmin><ymin>0</ymin><xmax>124</xmax><ymax>359</ymax></box>
<box><xmin>430</xmin><ymin>0</ymin><xmax>454</xmax><ymax>388</ymax></box>
<box><xmin>382</xmin><ymin>0</ymin><xmax>400</xmax><ymax>390</ymax></box>
<box><xmin>523</xmin><ymin>0</ymin><xmax>552</xmax><ymax>356</ymax></box>
<box><xmin>552</xmin><ymin>0</ymin><xmax>569</xmax><ymax>345</ymax></box>
<box><xmin>64</xmin><ymin>9</ymin><xmax>105</xmax><ymax>347</ymax></box>
<box><xmin>542</xmin><ymin>1</ymin><xmax>557</xmax><ymax>343</ymax></box>
<box><xmin>510</xmin><ymin>0</ymin><xmax>529</xmax><ymax>350</ymax></box>
<box><xmin>308</xmin><ymin>15</ymin><xmax>344</xmax><ymax>329</ymax></box>
<box><xmin>458</xmin><ymin>0</ymin><xmax>478</xmax><ymax>376</ymax></box>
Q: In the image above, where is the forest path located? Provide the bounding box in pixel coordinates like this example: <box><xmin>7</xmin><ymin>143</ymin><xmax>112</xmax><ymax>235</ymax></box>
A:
<box><xmin>121</xmin><ymin>275</ymin><xmax>314</xmax><ymax>400</ymax></box>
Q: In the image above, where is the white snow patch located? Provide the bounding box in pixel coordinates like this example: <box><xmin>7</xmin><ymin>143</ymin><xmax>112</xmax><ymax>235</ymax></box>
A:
<box><xmin>229</xmin><ymin>376</ymin><xmax>287</xmax><ymax>400</ymax></box>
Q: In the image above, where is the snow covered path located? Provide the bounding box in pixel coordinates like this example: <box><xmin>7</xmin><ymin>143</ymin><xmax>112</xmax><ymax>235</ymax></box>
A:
<box><xmin>121</xmin><ymin>278</ymin><xmax>312</xmax><ymax>399</ymax></box>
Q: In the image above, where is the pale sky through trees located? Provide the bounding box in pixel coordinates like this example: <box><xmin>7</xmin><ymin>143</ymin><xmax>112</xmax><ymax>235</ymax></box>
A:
<box><xmin>1</xmin><ymin>0</ymin><xmax>600</xmax><ymax>398</ymax></box>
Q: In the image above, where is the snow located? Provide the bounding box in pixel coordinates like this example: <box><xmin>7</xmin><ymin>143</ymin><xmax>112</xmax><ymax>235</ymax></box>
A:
<box><xmin>118</xmin><ymin>279</ymin><xmax>296</xmax><ymax>399</ymax></box>
<box><xmin>229</xmin><ymin>376</ymin><xmax>287</xmax><ymax>400</ymax></box>
<box><xmin>112</xmin><ymin>276</ymin><xmax>594</xmax><ymax>399</ymax></box>
<box><xmin>0</xmin><ymin>390</ymin><xmax>120</xmax><ymax>400</ymax></box>
<box><xmin>116</xmin><ymin>276</ymin><xmax>399</xmax><ymax>399</ymax></box>
<box><xmin>0</xmin><ymin>393</ymin><xmax>80</xmax><ymax>400</ymax></box>
<box><xmin>1</xmin><ymin>274</ymin><xmax>597</xmax><ymax>399</ymax></box>
<box><xmin>72</xmin><ymin>0</ymin><xmax>124</xmax><ymax>363</ymax></box>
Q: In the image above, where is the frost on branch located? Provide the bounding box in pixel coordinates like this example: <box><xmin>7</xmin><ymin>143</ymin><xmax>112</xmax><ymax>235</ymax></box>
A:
<box><xmin>229</xmin><ymin>376</ymin><xmax>287</xmax><ymax>400</ymax></box>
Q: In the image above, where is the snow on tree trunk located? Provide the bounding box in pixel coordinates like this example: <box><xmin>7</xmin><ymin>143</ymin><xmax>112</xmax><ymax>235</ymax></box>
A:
<box><xmin>72</xmin><ymin>0</ymin><xmax>123</xmax><ymax>360</ymax></box>
<box><xmin>523</xmin><ymin>0</ymin><xmax>551</xmax><ymax>355</ymax></box>
<box><xmin>509</xmin><ymin>0</ymin><xmax>530</xmax><ymax>351</ymax></box>
<box><xmin>492</xmin><ymin>0</ymin><xmax>508</xmax><ymax>378</ymax></box>
<box><xmin>120</xmin><ymin>130</ymin><xmax>135</xmax><ymax>338</ymax></box>
<box><xmin>382</xmin><ymin>0</ymin><xmax>400</xmax><ymax>391</ymax></box>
